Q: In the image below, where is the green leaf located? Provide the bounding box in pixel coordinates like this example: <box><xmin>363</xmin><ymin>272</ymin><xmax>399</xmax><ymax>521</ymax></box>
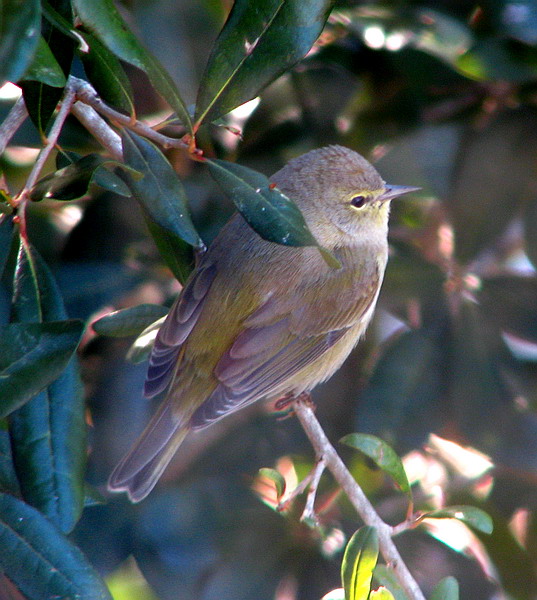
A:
<box><xmin>429</xmin><ymin>576</ymin><xmax>459</xmax><ymax>600</ymax></box>
<box><xmin>78</xmin><ymin>30</ymin><xmax>135</xmax><ymax>113</ymax></box>
<box><xmin>0</xmin><ymin>320</ymin><xmax>83</xmax><ymax>419</ymax></box>
<box><xmin>0</xmin><ymin>0</ymin><xmax>40</xmax><ymax>86</ymax></box>
<box><xmin>126</xmin><ymin>316</ymin><xmax>166</xmax><ymax>364</ymax></box>
<box><xmin>372</xmin><ymin>565</ymin><xmax>407</xmax><ymax>600</ymax></box>
<box><xmin>369</xmin><ymin>587</ymin><xmax>395</xmax><ymax>600</ymax></box>
<box><xmin>258</xmin><ymin>467</ymin><xmax>286</xmax><ymax>500</ymax></box>
<box><xmin>341</xmin><ymin>526</ymin><xmax>379</xmax><ymax>600</ymax></box>
<box><xmin>0</xmin><ymin>431</ymin><xmax>20</xmax><ymax>496</ymax></box>
<box><xmin>0</xmin><ymin>215</ymin><xmax>14</xmax><ymax>279</ymax></box>
<box><xmin>207</xmin><ymin>158</ymin><xmax>319</xmax><ymax>247</ymax></box>
<box><xmin>0</xmin><ymin>493</ymin><xmax>112</xmax><ymax>600</ymax></box>
<box><xmin>30</xmin><ymin>153</ymin><xmax>131</xmax><ymax>201</ymax></box>
<box><xmin>20</xmin><ymin>0</ymin><xmax>75</xmax><ymax>133</ymax></box>
<box><xmin>194</xmin><ymin>0</ymin><xmax>335</xmax><ymax>125</ymax></box>
<box><xmin>9</xmin><ymin>242</ymin><xmax>86</xmax><ymax>533</ymax></box>
<box><xmin>340</xmin><ymin>434</ymin><xmax>412</xmax><ymax>502</ymax></box>
<box><xmin>21</xmin><ymin>36</ymin><xmax>66</xmax><ymax>87</ymax></box>
<box><xmin>72</xmin><ymin>0</ymin><xmax>192</xmax><ymax>130</ymax></box>
<box><xmin>145</xmin><ymin>218</ymin><xmax>195</xmax><ymax>284</ymax></box>
<box><xmin>423</xmin><ymin>506</ymin><xmax>493</xmax><ymax>535</ymax></box>
<box><xmin>120</xmin><ymin>130</ymin><xmax>203</xmax><ymax>249</ymax></box>
<box><xmin>92</xmin><ymin>304</ymin><xmax>168</xmax><ymax>337</ymax></box>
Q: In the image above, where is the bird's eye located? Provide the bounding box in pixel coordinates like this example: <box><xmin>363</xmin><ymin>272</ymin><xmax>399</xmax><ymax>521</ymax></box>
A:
<box><xmin>350</xmin><ymin>195</ymin><xmax>366</xmax><ymax>209</ymax></box>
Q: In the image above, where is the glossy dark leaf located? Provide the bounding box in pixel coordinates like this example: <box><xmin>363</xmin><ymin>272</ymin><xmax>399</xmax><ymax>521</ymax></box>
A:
<box><xmin>447</xmin><ymin>108</ymin><xmax>537</xmax><ymax>264</ymax></box>
<box><xmin>479</xmin><ymin>275</ymin><xmax>537</xmax><ymax>344</ymax></box>
<box><xmin>78</xmin><ymin>30</ymin><xmax>134</xmax><ymax>113</ymax></box>
<box><xmin>120</xmin><ymin>130</ymin><xmax>203</xmax><ymax>249</ymax></box>
<box><xmin>145</xmin><ymin>218</ymin><xmax>195</xmax><ymax>284</ymax></box>
<box><xmin>341</xmin><ymin>526</ymin><xmax>379</xmax><ymax>600</ymax></box>
<box><xmin>0</xmin><ymin>431</ymin><xmax>20</xmax><ymax>496</ymax></box>
<box><xmin>195</xmin><ymin>0</ymin><xmax>335</xmax><ymax>125</ymax></box>
<box><xmin>20</xmin><ymin>0</ymin><xmax>75</xmax><ymax>133</ymax></box>
<box><xmin>21</xmin><ymin>36</ymin><xmax>66</xmax><ymax>87</ymax></box>
<box><xmin>9</xmin><ymin>242</ymin><xmax>86</xmax><ymax>533</ymax></box>
<box><xmin>30</xmin><ymin>153</ymin><xmax>131</xmax><ymax>201</ymax></box>
<box><xmin>340</xmin><ymin>434</ymin><xmax>412</xmax><ymax>502</ymax></box>
<box><xmin>207</xmin><ymin>158</ymin><xmax>318</xmax><ymax>247</ymax></box>
<box><xmin>0</xmin><ymin>0</ymin><xmax>40</xmax><ymax>86</ymax></box>
<box><xmin>0</xmin><ymin>493</ymin><xmax>112</xmax><ymax>600</ymax></box>
<box><xmin>423</xmin><ymin>505</ymin><xmax>493</xmax><ymax>534</ymax></box>
<box><xmin>0</xmin><ymin>215</ymin><xmax>14</xmax><ymax>279</ymax></box>
<box><xmin>0</xmin><ymin>320</ymin><xmax>83</xmax><ymax>419</ymax></box>
<box><xmin>72</xmin><ymin>0</ymin><xmax>191</xmax><ymax>129</ymax></box>
<box><xmin>429</xmin><ymin>576</ymin><xmax>459</xmax><ymax>600</ymax></box>
<box><xmin>92</xmin><ymin>303</ymin><xmax>168</xmax><ymax>337</ymax></box>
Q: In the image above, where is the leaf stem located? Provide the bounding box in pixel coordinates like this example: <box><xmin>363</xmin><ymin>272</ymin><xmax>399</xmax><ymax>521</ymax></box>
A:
<box><xmin>293</xmin><ymin>397</ymin><xmax>426</xmax><ymax>600</ymax></box>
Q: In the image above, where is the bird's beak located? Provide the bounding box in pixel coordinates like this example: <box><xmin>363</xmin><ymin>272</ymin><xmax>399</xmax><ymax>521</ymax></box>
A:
<box><xmin>379</xmin><ymin>185</ymin><xmax>421</xmax><ymax>202</ymax></box>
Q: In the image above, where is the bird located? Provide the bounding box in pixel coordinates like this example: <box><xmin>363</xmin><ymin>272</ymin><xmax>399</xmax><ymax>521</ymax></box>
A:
<box><xmin>108</xmin><ymin>145</ymin><xmax>419</xmax><ymax>502</ymax></box>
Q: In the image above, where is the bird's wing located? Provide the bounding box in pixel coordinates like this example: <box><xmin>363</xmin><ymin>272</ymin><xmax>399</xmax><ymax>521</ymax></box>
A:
<box><xmin>190</xmin><ymin>260</ymin><xmax>382</xmax><ymax>429</ymax></box>
<box><xmin>144</xmin><ymin>263</ymin><xmax>217</xmax><ymax>398</ymax></box>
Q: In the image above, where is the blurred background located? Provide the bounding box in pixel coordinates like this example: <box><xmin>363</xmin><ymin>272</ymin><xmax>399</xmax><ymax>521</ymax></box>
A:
<box><xmin>3</xmin><ymin>0</ymin><xmax>537</xmax><ymax>598</ymax></box>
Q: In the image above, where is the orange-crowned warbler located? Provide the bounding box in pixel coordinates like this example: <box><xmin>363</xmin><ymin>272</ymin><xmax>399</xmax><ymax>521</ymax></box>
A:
<box><xmin>108</xmin><ymin>145</ymin><xmax>418</xmax><ymax>502</ymax></box>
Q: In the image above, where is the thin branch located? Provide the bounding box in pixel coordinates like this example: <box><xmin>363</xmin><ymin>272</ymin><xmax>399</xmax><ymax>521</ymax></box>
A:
<box><xmin>0</xmin><ymin>96</ymin><xmax>28</xmax><ymax>156</ymax></box>
<box><xmin>71</xmin><ymin>101</ymin><xmax>123</xmax><ymax>160</ymax></box>
<box><xmin>293</xmin><ymin>398</ymin><xmax>426</xmax><ymax>600</ymax></box>
<box><xmin>69</xmin><ymin>76</ymin><xmax>189</xmax><ymax>151</ymax></box>
<box><xmin>301</xmin><ymin>457</ymin><xmax>326</xmax><ymax>524</ymax></box>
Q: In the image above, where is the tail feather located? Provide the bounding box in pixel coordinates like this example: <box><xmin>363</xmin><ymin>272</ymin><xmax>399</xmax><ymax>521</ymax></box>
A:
<box><xmin>107</xmin><ymin>400</ymin><xmax>189</xmax><ymax>502</ymax></box>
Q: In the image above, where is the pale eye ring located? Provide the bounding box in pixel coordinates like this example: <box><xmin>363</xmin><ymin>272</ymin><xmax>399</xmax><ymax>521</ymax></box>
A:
<box><xmin>350</xmin><ymin>195</ymin><xmax>366</xmax><ymax>209</ymax></box>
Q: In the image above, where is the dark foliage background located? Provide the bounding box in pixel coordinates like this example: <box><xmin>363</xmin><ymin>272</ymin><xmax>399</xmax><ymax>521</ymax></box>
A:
<box><xmin>1</xmin><ymin>0</ymin><xmax>537</xmax><ymax>599</ymax></box>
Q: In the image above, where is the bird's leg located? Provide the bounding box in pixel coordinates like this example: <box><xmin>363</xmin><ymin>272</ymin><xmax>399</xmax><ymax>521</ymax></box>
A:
<box><xmin>274</xmin><ymin>391</ymin><xmax>316</xmax><ymax>417</ymax></box>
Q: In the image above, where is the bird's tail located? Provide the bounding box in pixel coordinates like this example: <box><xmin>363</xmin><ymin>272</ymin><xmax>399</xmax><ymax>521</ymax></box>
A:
<box><xmin>107</xmin><ymin>400</ymin><xmax>188</xmax><ymax>503</ymax></box>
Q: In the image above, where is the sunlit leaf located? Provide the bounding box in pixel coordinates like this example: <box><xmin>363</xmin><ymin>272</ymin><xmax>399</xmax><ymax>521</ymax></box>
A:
<box><xmin>21</xmin><ymin>36</ymin><xmax>66</xmax><ymax>87</ymax></box>
<box><xmin>341</xmin><ymin>526</ymin><xmax>379</xmax><ymax>600</ymax></box>
<box><xmin>0</xmin><ymin>0</ymin><xmax>40</xmax><ymax>86</ymax></box>
<box><xmin>9</xmin><ymin>242</ymin><xmax>86</xmax><ymax>533</ymax></box>
<box><xmin>72</xmin><ymin>0</ymin><xmax>192</xmax><ymax>129</ymax></box>
<box><xmin>258</xmin><ymin>467</ymin><xmax>286</xmax><ymax>500</ymax></box>
<box><xmin>340</xmin><ymin>434</ymin><xmax>412</xmax><ymax>502</ymax></box>
<box><xmin>429</xmin><ymin>576</ymin><xmax>459</xmax><ymax>600</ymax></box>
<box><xmin>92</xmin><ymin>304</ymin><xmax>168</xmax><ymax>337</ymax></box>
<box><xmin>369</xmin><ymin>587</ymin><xmax>395</xmax><ymax>600</ymax></box>
<box><xmin>423</xmin><ymin>505</ymin><xmax>493</xmax><ymax>535</ymax></box>
<box><xmin>126</xmin><ymin>316</ymin><xmax>166</xmax><ymax>364</ymax></box>
<box><xmin>145</xmin><ymin>219</ymin><xmax>195</xmax><ymax>284</ymax></box>
<box><xmin>0</xmin><ymin>493</ymin><xmax>112</xmax><ymax>600</ymax></box>
<box><xmin>78</xmin><ymin>30</ymin><xmax>134</xmax><ymax>113</ymax></box>
<box><xmin>195</xmin><ymin>0</ymin><xmax>335</xmax><ymax>125</ymax></box>
<box><xmin>120</xmin><ymin>130</ymin><xmax>203</xmax><ymax>250</ymax></box>
<box><xmin>30</xmin><ymin>154</ymin><xmax>131</xmax><ymax>201</ymax></box>
<box><xmin>372</xmin><ymin>565</ymin><xmax>407</xmax><ymax>600</ymax></box>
